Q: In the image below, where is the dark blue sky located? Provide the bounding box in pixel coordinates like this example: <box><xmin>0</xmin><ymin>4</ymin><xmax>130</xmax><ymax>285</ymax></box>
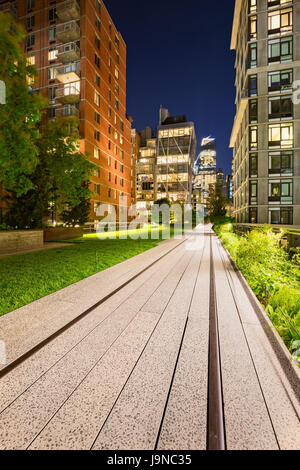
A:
<box><xmin>104</xmin><ymin>0</ymin><xmax>236</xmax><ymax>175</ymax></box>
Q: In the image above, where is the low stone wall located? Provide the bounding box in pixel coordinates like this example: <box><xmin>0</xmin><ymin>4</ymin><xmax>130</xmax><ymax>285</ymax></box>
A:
<box><xmin>44</xmin><ymin>227</ymin><xmax>83</xmax><ymax>242</ymax></box>
<box><xmin>0</xmin><ymin>230</ymin><xmax>44</xmax><ymax>254</ymax></box>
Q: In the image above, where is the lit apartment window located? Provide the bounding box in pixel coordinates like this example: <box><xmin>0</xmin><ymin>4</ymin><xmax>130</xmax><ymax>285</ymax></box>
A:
<box><xmin>95</xmin><ymin>54</ymin><xmax>100</xmax><ymax>68</ymax></box>
<box><xmin>269</xmin><ymin>207</ymin><xmax>293</xmax><ymax>225</ymax></box>
<box><xmin>94</xmin><ymin>184</ymin><xmax>100</xmax><ymax>195</ymax></box>
<box><xmin>249</xmin><ymin>16</ymin><xmax>257</xmax><ymax>40</ymax></box>
<box><xmin>26</xmin><ymin>33</ymin><xmax>35</xmax><ymax>48</ymax></box>
<box><xmin>269</xmin><ymin>151</ymin><xmax>293</xmax><ymax>175</ymax></box>
<box><xmin>249</xmin><ymin>154</ymin><xmax>258</xmax><ymax>177</ymax></box>
<box><xmin>115</xmin><ymin>67</ymin><xmax>119</xmax><ymax>79</ymax></box>
<box><xmin>249</xmin><ymin>207</ymin><xmax>257</xmax><ymax>224</ymax></box>
<box><xmin>48</xmin><ymin>27</ymin><xmax>56</xmax><ymax>42</ymax></box>
<box><xmin>248</xmin><ymin>75</ymin><xmax>257</xmax><ymax>95</ymax></box>
<box><xmin>26</xmin><ymin>0</ymin><xmax>35</xmax><ymax>12</ymax></box>
<box><xmin>48</xmin><ymin>67</ymin><xmax>57</xmax><ymax>80</ymax></box>
<box><xmin>269</xmin><ymin>123</ymin><xmax>293</xmax><ymax>148</ymax></box>
<box><xmin>94</xmin><ymin>111</ymin><xmax>100</xmax><ymax>124</ymax></box>
<box><xmin>249</xmin><ymin>43</ymin><xmax>257</xmax><ymax>68</ymax></box>
<box><xmin>120</xmin><ymin>135</ymin><xmax>124</xmax><ymax>145</ymax></box>
<box><xmin>269</xmin><ymin>37</ymin><xmax>292</xmax><ymax>63</ymax></box>
<box><xmin>94</xmin><ymin>130</ymin><xmax>100</xmax><ymax>142</ymax></box>
<box><xmin>94</xmin><ymin>147</ymin><xmax>100</xmax><ymax>160</ymax></box>
<box><xmin>26</xmin><ymin>15</ymin><xmax>35</xmax><ymax>31</ymax></box>
<box><xmin>249</xmin><ymin>0</ymin><xmax>257</xmax><ymax>12</ymax></box>
<box><xmin>114</xmin><ymin>99</ymin><xmax>119</xmax><ymax>110</ymax></box>
<box><xmin>269</xmin><ymin>95</ymin><xmax>293</xmax><ymax>120</ymax></box>
<box><xmin>269</xmin><ymin>180</ymin><xmax>293</xmax><ymax>204</ymax></box>
<box><xmin>94</xmin><ymin>91</ymin><xmax>100</xmax><ymax>106</ymax></box>
<box><xmin>268</xmin><ymin>69</ymin><xmax>293</xmax><ymax>92</ymax></box>
<box><xmin>94</xmin><ymin>168</ymin><xmax>100</xmax><ymax>178</ymax></box>
<box><xmin>95</xmin><ymin>73</ymin><xmax>100</xmax><ymax>87</ymax></box>
<box><xmin>27</xmin><ymin>54</ymin><xmax>35</xmax><ymax>65</ymax></box>
<box><xmin>249</xmin><ymin>126</ymin><xmax>258</xmax><ymax>150</ymax></box>
<box><xmin>115</xmin><ymin>35</ymin><xmax>119</xmax><ymax>48</ymax></box>
<box><xmin>249</xmin><ymin>100</ymin><xmax>258</xmax><ymax>123</ymax></box>
<box><xmin>94</xmin><ymin>202</ymin><xmax>100</xmax><ymax>213</ymax></box>
<box><xmin>48</xmin><ymin>47</ymin><xmax>58</xmax><ymax>61</ymax></box>
<box><xmin>268</xmin><ymin>8</ymin><xmax>293</xmax><ymax>35</ymax></box>
<box><xmin>49</xmin><ymin>7</ymin><xmax>57</xmax><ymax>21</ymax></box>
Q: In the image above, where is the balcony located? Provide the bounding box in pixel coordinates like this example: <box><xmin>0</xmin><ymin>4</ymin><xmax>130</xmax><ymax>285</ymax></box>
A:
<box><xmin>56</xmin><ymin>63</ymin><xmax>80</xmax><ymax>83</ymax></box>
<box><xmin>0</xmin><ymin>1</ymin><xmax>17</xmax><ymax>18</ymax></box>
<box><xmin>56</xmin><ymin>83</ymin><xmax>80</xmax><ymax>104</ymax></box>
<box><xmin>56</xmin><ymin>0</ymin><xmax>80</xmax><ymax>22</ymax></box>
<box><xmin>55</xmin><ymin>105</ymin><xmax>79</xmax><ymax>118</ymax></box>
<box><xmin>56</xmin><ymin>42</ymin><xmax>80</xmax><ymax>63</ymax></box>
<box><xmin>56</xmin><ymin>21</ymin><xmax>80</xmax><ymax>43</ymax></box>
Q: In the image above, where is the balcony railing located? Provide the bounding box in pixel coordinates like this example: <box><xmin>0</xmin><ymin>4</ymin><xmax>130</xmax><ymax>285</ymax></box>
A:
<box><xmin>56</xmin><ymin>62</ymin><xmax>80</xmax><ymax>83</ymax></box>
<box><xmin>56</xmin><ymin>42</ymin><xmax>80</xmax><ymax>63</ymax></box>
<box><xmin>56</xmin><ymin>105</ymin><xmax>79</xmax><ymax>118</ymax></box>
<box><xmin>56</xmin><ymin>21</ymin><xmax>80</xmax><ymax>43</ymax></box>
<box><xmin>0</xmin><ymin>1</ymin><xmax>17</xmax><ymax>18</ymax></box>
<box><xmin>56</xmin><ymin>83</ymin><xmax>80</xmax><ymax>104</ymax></box>
<box><xmin>56</xmin><ymin>0</ymin><xmax>80</xmax><ymax>22</ymax></box>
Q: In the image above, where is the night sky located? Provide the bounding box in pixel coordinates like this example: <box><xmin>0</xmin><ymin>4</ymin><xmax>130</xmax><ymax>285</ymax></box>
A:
<box><xmin>104</xmin><ymin>0</ymin><xmax>236</xmax><ymax>176</ymax></box>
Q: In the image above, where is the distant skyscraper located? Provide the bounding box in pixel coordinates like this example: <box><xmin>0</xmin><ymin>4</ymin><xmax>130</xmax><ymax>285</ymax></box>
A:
<box><xmin>193</xmin><ymin>137</ymin><xmax>217</xmax><ymax>213</ymax></box>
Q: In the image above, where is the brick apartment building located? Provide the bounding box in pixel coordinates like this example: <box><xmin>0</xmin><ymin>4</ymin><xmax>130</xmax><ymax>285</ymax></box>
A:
<box><xmin>0</xmin><ymin>0</ymin><xmax>133</xmax><ymax>225</ymax></box>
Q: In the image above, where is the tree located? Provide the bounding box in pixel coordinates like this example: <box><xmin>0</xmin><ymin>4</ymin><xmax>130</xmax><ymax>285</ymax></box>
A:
<box><xmin>4</xmin><ymin>118</ymin><xmax>95</xmax><ymax>228</ymax></box>
<box><xmin>0</xmin><ymin>12</ymin><xmax>45</xmax><ymax>197</ymax></box>
<box><xmin>61</xmin><ymin>182</ymin><xmax>91</xmax><ymax>227</ymax></box>
<box><xmin>208</xmin><ymin>181</ymin><xmax>227</xmax><ymax>219</ymax></box>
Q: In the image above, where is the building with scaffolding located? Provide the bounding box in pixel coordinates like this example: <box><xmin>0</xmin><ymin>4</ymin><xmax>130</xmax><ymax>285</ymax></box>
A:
<box><xmin>156</xmin><ymin>108</ymin><xmax>197</xmax><ymax>203</ymax></box>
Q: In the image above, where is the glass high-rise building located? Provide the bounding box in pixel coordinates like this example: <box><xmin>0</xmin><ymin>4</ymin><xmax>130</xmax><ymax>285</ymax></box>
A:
<box><xmin>156</xmin><ymin>107</ymin><xmax>197</xmax><ymax>203</ymax></box>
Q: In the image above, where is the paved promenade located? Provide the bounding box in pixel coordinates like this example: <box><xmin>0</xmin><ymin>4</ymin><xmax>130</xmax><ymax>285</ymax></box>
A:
<box><xmin>0</xmin><ymin>226</ymin><xmax>299</xmax><ymax>450</ymax></box>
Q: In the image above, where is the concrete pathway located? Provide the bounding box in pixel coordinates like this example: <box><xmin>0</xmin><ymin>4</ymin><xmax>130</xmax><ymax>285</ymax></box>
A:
<box><xmin>0</xmin><ymin>225</ymin><xmax>299</xmax><ymax>450</ymax></box>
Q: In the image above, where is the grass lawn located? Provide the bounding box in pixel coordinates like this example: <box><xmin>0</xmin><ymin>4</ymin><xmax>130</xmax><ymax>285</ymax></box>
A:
<box><xmin>0</xmin><ymin>224</ymin><xmax>188</xmax><ymax>316</ymax></box>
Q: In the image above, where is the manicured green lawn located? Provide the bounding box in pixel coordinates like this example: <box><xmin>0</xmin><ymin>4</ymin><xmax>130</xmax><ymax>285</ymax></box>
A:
<box><xmin>0</xmin><ymin>225</ymin><xmax>173</xmax><ymax>316</ymax></box>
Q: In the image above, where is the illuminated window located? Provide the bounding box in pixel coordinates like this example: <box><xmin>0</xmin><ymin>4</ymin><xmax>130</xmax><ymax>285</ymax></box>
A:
<box><xmin>94</xmin><ymin>91</ymin><xmax>100</xmax><ymax>106</ymax></box>
<box><xmin>269</xmin><ymin>123</ymin><xmax>293</xmax><ymax>148</ymax></box>
<box><xmin>27</xmin><ymin>54</ymin><xmax>35</xmax><ymax>65</ymax></box>
<box><xmin>249</xmin><ymin>16</ymin><xmax>257</xmax><ymax>40</ymax></box>
<box><xmin>94</xmin><ymin>147</ymin><xmax>100</xmax><ymax>160</ymax></box>
<box><xmin>115</xmin><ymin>67</ymin><xmax>119</xmax><ymax>79</ymax></box>
<box><xmin>249</xmin><ymin>0</ymin><xmax>257</xmax><ymax>13</ymax></box>
<box><xmin>249</xmin><ymin>126</ymin><xmax>258</xmax><ymax>149</ymax></box>
<box><xmin>268</xmin><ymin>8</ymin><xmax>293</xmax><ymax>34</ymax></box>
<box><xmin>48</xmin><ymin>47</ymin><xmax>57</xmax><ymax>61</ymax></box>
